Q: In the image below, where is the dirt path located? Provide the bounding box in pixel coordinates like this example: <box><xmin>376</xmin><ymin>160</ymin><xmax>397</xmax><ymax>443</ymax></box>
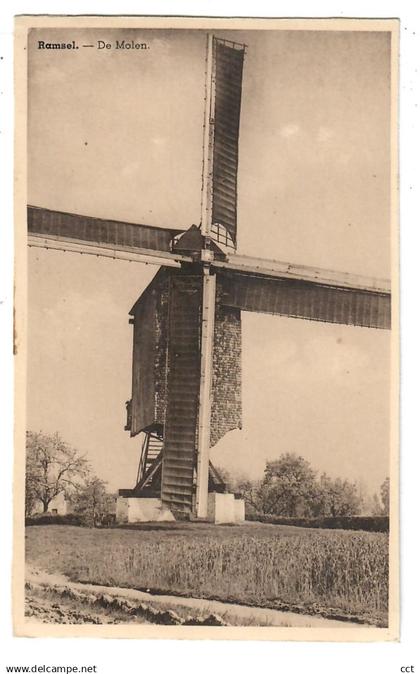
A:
<box><xmin>26</xmin><ymin>590</ymin><xmax>149</xmax><ymax>625</ymax></box>
<box><xmin>26</xmin><ymin>566</ymin><xmax>367</xmax><ymax>628</ymax></box>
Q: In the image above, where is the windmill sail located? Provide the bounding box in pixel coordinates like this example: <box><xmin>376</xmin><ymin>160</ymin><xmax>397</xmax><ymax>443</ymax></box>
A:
<box><xmin>202</xmin><ymin>38</ymin><xmax>245</xmax><ymax>248</ymax></box>
<box><xmin>219</xmin><ymin>270</ymin><xmax>391</xmax><ymax>330</ymax></box>
<box><xmin>28</xmin><ymin>206</ymin><xmax>186</xmax><ymax>266</ymax></box>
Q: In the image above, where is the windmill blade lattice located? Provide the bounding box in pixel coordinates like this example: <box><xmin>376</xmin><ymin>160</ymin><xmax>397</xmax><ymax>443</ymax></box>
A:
<box><xmin>218</xmin><ymin>270</ymin><xmax>391</xmax><ymax>330</ymax></box>
<box><xmin>28</xmin><ymin>205</ymin><xmax>187</xmax><ymax>268</ymax></box>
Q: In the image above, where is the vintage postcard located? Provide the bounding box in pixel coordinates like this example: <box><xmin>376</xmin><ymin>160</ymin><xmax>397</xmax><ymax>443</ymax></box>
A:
<box><xmin>14</xmin><ymin>15</ymin><xmax>399</xmax><ymax>640</ymax></box>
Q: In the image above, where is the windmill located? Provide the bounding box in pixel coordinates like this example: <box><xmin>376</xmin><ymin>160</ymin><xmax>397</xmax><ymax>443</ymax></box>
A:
<box><xmin>27</xmin><ymin>34</ymin><xmax>391</xmax><ymax>521</ymax></box>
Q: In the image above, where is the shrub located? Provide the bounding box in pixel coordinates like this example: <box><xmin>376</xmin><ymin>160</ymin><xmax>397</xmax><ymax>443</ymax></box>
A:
<box><xmin>25</xmin><ymin>513</ymin><xmax>83</xmax><ymax>526</ymax></box>
<box><xmin>246</xmin><ymin>514</ymin><xmax>389</xmax><ymax>532</ymax></box>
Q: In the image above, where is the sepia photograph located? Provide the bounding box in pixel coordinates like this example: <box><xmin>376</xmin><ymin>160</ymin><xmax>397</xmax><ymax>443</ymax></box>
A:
<box><xmin>14</xmin><ymin>15</ymin><xmax>398</xmax><ymax>640</ymax></box>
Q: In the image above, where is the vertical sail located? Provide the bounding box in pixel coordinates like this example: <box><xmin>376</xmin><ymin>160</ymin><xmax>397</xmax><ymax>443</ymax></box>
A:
<box><xmin>202</xmin><ymin>37</ymin><xmax>246</xmax><ymax>248</ymax></box>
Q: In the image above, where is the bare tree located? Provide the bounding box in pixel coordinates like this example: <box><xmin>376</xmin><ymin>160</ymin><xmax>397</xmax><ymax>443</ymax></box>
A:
<box><xmin>26</xmin><ymin>431</ymin><xmax>89</xmax><ymax>514</ymax></box>
<box><xmin>236</xmin><ymin>478</ymin><xmax>263</xmax><ymax>515</ymax></box>
<box><xmin>25</xmin><ymin>467</ymin><xmax>39</xmax><ymax>518</ymax></box>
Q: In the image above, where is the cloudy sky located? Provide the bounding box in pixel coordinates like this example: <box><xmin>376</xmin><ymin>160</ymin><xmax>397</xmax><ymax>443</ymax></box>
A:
<box><xmin>27</xmin><ymin>27</ymin><xmax>392</xmax><ymax>494</ymax></box>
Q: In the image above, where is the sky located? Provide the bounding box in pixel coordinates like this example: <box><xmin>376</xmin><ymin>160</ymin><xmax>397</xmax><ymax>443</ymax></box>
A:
<box><xmin>27</xmin><ymin>27</ymin><xmax>392</xmax><ymax>495</ymax></box>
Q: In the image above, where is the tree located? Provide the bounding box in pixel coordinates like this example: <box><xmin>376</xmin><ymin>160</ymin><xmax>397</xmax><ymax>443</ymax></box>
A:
<box><xmin>308</xmin><ymin>473</ymin><xmax>331</xmax><ymax>517</ymax></box>
<box><xmin>72</xmin><ymin>477</ymin><xmax>114</xmax><ymax>526</ymax></box>
<box><xmin>212</xmin><ymin>465</ymin><xmax>234</xmax><ymax>492</ymax></box>
<box><xmin>26</xmin><ymin>431</ymin><xmax>89</xmax><ymax>514</ymax></box>
<box><xmin>25</xmin><ymin>463</ymin><xmax>39</xmax><ymax>518</ymax></box>
<box><xmin>259</xmin><ymin>453</ymin><xmax>318</xmax><ymax>517</ymax></box>
<box><xmin>380</xmin><ymin>477</ymin><xmax>390</xmax><ymax>515</ymax></box>
<box><xmin>236</xmin><ymin>478</ymin><xmax>263</xmax><ymax>515</ymax></box>
<box><xmin>315</xmin><ymin>474</ymin><xmax>362</xmax><ymax>517</ymax></box>
<box><xmin>355</xmin><ymin>479</ymin><xmax>370</xmax><ymax>516</ymax></box>
<box><xmin>371</xmin><ymin>492</ymin><xmax>383</xmax><ymax>516</ymax></box>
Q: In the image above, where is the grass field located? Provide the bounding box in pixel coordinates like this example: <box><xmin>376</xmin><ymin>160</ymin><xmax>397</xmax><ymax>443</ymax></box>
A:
<box><xmin>25</xmin><ymin>522</ymin><xmax>389</xmax><ymax>626</ymax></box>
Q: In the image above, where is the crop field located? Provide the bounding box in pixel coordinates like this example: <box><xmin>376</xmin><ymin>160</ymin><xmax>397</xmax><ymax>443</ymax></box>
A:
<box><xmin>25</xmin><ymin>522</ymin><xmax>389</xmax><ymax>626</ymax></box>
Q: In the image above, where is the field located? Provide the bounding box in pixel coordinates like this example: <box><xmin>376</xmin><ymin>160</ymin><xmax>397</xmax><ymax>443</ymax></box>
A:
<box><xmin>25</xmin><ymin>522</ymin><xmax>389</xmax><ymax>626</ymax></box>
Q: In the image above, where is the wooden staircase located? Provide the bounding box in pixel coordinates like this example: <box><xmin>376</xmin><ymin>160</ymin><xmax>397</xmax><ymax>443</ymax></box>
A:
<box><xmin>161</xmin><ymin>275</ymin><xmax>202</xmax><ymax>516</ymax></box>
<box><xmin>133</xmin><ymin>429</ymin><xmax>164</xmax><ymax>494</ymax></box>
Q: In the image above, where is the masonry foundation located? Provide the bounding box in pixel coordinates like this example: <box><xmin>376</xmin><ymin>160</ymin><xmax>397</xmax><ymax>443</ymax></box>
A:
<box><xmin>207</xmin><ymin>492</ymin><xmax>245</xmax><ymax>524</ymax></box>
<box><xmin>116</xmin><ymin>493</ymin><xmax>245</xmax><ymax>524</ymax></box>
<box><xmin>116</xmin><ymin>497</ymin><xmax>175</xmax><ymax>524</ymax></box>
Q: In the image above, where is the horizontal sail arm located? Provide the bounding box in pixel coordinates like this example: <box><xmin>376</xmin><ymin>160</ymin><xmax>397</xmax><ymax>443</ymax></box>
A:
<box><xmin>213</xmin><ymin>253</ymin><xmax>390</xmax><ymax>293</ymax></box>
<box><xmin>218</xmin><ymin>270</ymin><xmax>391</xmax><ymax>330</ymax></box>
<box><xmin>28</xmin><ymin>206</ymin><xmax>189</xmax><ymax>267</ymax></box>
